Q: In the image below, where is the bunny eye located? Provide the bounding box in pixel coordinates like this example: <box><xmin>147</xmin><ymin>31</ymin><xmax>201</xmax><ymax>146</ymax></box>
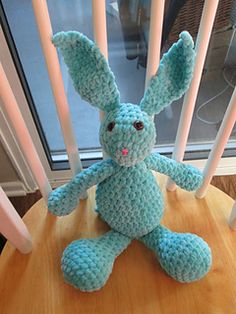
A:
<box><xmin>107</xmin><ymin>121</ymin><xmax>115</xmax><ymax>132</ymax></box>
<box><xmin>133</xmin><ymin>121</ymin><xmax>144</xmax><ymax>131</ymax></box>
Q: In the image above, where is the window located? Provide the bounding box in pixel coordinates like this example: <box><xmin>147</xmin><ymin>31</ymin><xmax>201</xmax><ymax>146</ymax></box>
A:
<box><xmin>1</xmin><ymin>0</ymin><xmax>235</xmax><ymax>171</ymax></box>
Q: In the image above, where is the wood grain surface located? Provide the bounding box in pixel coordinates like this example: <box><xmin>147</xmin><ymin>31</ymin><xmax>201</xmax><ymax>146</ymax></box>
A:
<box><xmin>1</xmin><ymin>174</ymin><xmax>236</xmax><ymax>314</ymax></box>
<box><xmin>211</xmin><ymin>175</ymin><xmax>236</xmax><ymax>199</ymax></box>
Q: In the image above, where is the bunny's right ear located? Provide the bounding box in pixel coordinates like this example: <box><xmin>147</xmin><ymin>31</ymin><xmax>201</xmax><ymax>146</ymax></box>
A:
<box><xmin>52</xmin><ymin>31</ymin><xmax>120</xmax><ymax>112</ymax></box>
<box><xmin>139</xmin><ymin>31</ymin><xmax>195</xmax><ymax>116</ymax></box>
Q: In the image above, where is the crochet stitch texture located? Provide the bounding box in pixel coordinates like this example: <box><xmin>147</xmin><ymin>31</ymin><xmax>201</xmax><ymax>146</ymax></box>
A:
<box><xmin>48</xmin><ymin>31</ymin><xmax>212</xmax><ymax>291</ymax></box>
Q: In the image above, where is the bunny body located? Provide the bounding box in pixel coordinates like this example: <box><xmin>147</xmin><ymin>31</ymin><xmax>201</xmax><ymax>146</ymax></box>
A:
<box><xmin>96</xmin><ymin>160</ymin><xmax>163</xmax><ymax>238</ymax></box>
<box><xmin>48</xmin><ymin>31</ymin><xmax>212</xmax><ymax>292</ymax></box>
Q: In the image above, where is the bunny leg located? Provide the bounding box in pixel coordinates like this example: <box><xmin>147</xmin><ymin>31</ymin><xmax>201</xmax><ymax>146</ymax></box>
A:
<box><xmin>61</xmin><ymin>230</ymin><xmax>131</xmax><ymax>291</ymax></box>
<box><xmin>139</xmin><ymin>225</ymin><xmax>212</xmax><ymax>282</ymax></box>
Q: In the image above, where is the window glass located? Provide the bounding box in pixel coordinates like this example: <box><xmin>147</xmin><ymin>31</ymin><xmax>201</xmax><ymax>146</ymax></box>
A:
<box><xmin>2</xmin><ymin>0</ymin><xmax>236</xmax><ymax>162</ymax></box>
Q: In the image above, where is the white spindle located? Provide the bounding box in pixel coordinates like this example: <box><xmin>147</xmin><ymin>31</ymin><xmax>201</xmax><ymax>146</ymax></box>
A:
<box><xmin>92</xmin><ymin>0</ymin><xmax>109</xmax><ymax>160</ymax></box>
<box><xmin>145</xmin><ymin>0</ymin><xmax>165</xmax><ymax>89</ymax></box>
<box><xmin>167</xmin><ymin>0</ymin><xmax>219</xmax><ymax>191</ymax></box>
<box><xmin>92</xmin><ymin>0</ymin><xmax>108</xmax><ymax>59</ymax></box>
<box><xmin>196</xmin><ymin>87</ymin><xmax>236</xmax><ymax>198</ymax></box>
<box><xmin>92</xmin><ymin>0</ymin><xmax>108</xmax><ymax>123</ymax></box>
<box><xmin>32</xmin><ymin>0</ymin><xmax>83</xmax><ymax>178</ymax></box>
<box><xmin>0</xmin><ymin>186</ymin><xmax>32</xmax><ymax>254</ymax></box>
<box><xmin>0</xmin><ymin>63</ymin><xmax>52</xmax><ymax>201</ymax></box>
<box><xmin>229</xmin><ymin>199</ymin><xmax>236</xmax><ymax>230</ymax></box>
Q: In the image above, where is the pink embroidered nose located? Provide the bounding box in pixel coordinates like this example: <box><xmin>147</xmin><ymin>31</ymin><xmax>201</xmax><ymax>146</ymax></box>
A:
<box><xmin>121</xmin><ymin>148</ymin><xmax>129</xmax><ymax>156</ymax></box>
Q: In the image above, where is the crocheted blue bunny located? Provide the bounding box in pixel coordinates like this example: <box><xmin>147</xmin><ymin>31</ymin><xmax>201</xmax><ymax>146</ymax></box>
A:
<box><xmin>48</xmin><ymin>31</ymin><xmax>212</xmax><ymax>292</ymax></box>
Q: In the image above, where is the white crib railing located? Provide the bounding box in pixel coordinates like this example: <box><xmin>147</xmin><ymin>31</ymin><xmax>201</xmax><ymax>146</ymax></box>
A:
<box><xmin>32</xmin><ymin>0</ymin><xmax>84</xmax><ymax>179</ymax></box>
<box><xmin>0</xmin><ymin>186</ymin><xmax>32</xmax><ymax>254</ymax></box>
<box><xmin>145</xmin><ymin>0</ymin><xmax>165</xmax><ymax>88</ymax></box>
<box><xmin>92</xmin><ymin>0</ymin><xmax>109</xmax><ymax>159</ymax></box>
<box><xmin>167</xmin><ymin>0</ymin><xmax>220</xmax><ymax>191</ymax></box>
<box><xmin>196</xmin><ymin>86</ymin><xmax>236</xmax><ymax>200</ymax></box>
<box><xmin>1</xmin><ymin>0</ymin><xmax>236</xmax><ymax>253</ymax></box>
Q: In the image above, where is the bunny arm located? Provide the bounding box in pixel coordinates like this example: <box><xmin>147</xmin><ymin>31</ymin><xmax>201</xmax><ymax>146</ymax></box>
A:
<box><xmin>48</xmin><ymin>159</ymin><xmax>118</xmax><ymax>216</ymax></box>
<box><xmin>144</xmin><ymin>153</ymin><xmax>203</xmax><ymax>191</ymax></box>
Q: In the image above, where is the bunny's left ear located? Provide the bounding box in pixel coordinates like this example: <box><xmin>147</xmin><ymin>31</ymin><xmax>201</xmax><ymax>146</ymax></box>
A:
<box><xmin>52</xmin><ymin>31</ymin><xmax>120</xmax><ymax>112</ymax></box>
<box><xmin>140</xmin><ymin>31</ymin><xmax>195</xmax><ymax>116</ymax></box>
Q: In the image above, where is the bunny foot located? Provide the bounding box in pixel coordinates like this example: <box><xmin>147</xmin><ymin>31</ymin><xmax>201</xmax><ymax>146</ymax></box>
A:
<box><xmin>61</xmin><ymin>230</ymin><xmax>131</xmax><ymax>291</ymax></box>
<box><xmin>139</xmin><ymin>225</ymin><xmax>212</xmax><ymax>282</ymax></box>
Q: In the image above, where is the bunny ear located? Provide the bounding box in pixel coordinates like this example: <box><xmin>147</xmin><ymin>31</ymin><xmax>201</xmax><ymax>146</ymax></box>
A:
<box><xmin>52</xmin><ymin>31</ymin><xmax>120</xmax><ymax>112</ymax></box>
<box><xmin>140</xmin><ymin>31</ymin><xmax>195</xmax><ymax>116</ymax></box>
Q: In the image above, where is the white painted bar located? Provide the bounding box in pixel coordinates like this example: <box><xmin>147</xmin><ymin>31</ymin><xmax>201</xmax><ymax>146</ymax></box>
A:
<box><xmin>196</xmin><ymin>87</ymin><xmax>236</xmax><ymax>198</ymax></box>
<box><xmin>229</xmin><ymin>199</ymin><xmax>236</xmax><ymax>230</ymax></box>
<box><xmin>0</xmin><ymin>186</ymin><xmax>32</xmax><ymax>254</ymax></box>
<box><xmin>167</xmin><ymin>0</ymin><xmax>219</xmax><ymax>191</ymax></box>
<box><xmin>92</xmin><ymin>0</ymin><xmax>109</xmax><ymax>160</ymax></box>
<box><xmin>92</xmin><ymin>0</ymin><xmax>108</xmax><ymax>122</ymax></box>
<box><xmin>145</xmin><ymin>0</ymin><xmax>165</xmax><ymax>89</ymax></box>
<box><xmin>0</xmin><ymin>63</ymin><xmax>52</xmax><ymax>201</ymax></box>
<box><xmin>92</xmin><ymin>0</ymin><xmax>108</xmax><ymax>59</ymax></box>
<box><xmin>32</xmin><ymin>0</ymin><xmax>83</xmax><ymax>177</ymax></box>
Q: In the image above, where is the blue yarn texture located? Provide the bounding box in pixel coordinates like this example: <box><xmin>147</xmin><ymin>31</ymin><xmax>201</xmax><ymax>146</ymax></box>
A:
<box><xmin>48</xmin><ymin>31</ymin><xmax>212</xmax><ymax>291</ymax></box>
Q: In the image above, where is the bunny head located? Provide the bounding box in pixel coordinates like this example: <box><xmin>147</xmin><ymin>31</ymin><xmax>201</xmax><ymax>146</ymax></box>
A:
<box><xmin>52</xmin><ymin>31</ymin><xmax>195</xmax><ymax>167</ymax></box>
<box><xmin>99</xmin><ymin>103</ymin><xmax>155</xmax><ymax>166</ymax></box>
